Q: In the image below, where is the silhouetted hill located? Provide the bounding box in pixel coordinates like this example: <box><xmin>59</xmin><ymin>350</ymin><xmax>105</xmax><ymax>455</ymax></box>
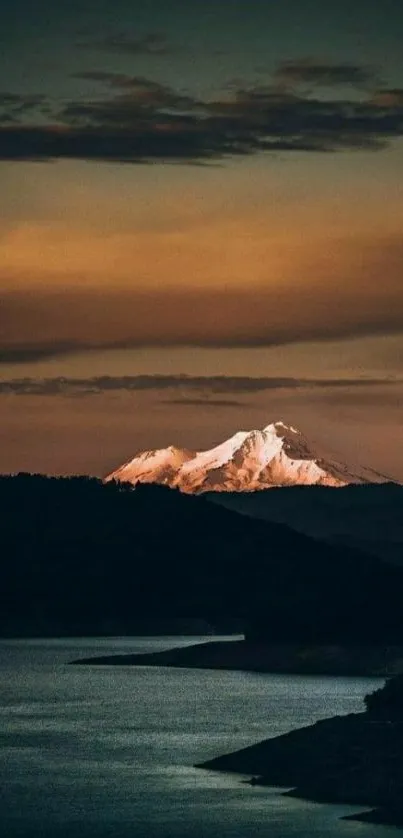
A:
<box><xmin>1</xmin><ymin>474</ymin><xmax>403</xmax><ymax>641</ymax></box>
<box><xmin>209</xmin><ymin>483</ymin><xmax>403</xmax><ymax>564</ymax></box>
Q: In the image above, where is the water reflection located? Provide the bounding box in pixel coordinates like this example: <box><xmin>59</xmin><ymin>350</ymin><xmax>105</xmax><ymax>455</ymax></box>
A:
<box><xmin>0</xmin><ymin>637</ymin><xmax>396</xmax><ymax>838</ymax></box>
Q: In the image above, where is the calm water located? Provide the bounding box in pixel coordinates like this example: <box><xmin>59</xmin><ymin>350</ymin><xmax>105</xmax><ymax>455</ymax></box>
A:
<box><xmin>0</xmin><ymin>636</ymin><xmax>398</xmax><ymax>838</ymax></box>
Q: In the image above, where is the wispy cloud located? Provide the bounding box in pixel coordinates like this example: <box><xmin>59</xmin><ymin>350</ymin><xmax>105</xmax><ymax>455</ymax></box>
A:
<box><xmin>0</xmin><ymin>375</ymin><xmax>400</xmax><ymax>397</ymax></box>
<box><xmin>0</xmin><ymin>343</ymin><xmax>80</xmax><ymax>365</ymax></box>
<box><xmin>274</xmin><ymin>58</ymin><xmax>378</xmax><ymax>89</ymax></box>
<box><xmin>77</xmin><ymin>32</ymin><xmax>177</xmax><ymax>57</ymax></box>
<box><xmin>0</xmin><ymin>92</ymin><xmax>48</xmax><ymax>123</ymax></box>
<box><xmin>161</xmin><ymin>398</ymin><xmax>245</xmax><ymax>407</ymax></box>
<box><xmin>369</xmin><ymin>89</ymin><xmax>403</xmax><ymax>107</ymax></box>
<box><xmin>64</xmin><ymin>74</ymin><xmax>197</xmax><ymax>120</ymax></box>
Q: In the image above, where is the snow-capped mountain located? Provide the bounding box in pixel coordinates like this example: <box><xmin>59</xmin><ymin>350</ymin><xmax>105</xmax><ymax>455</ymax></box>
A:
<box><xmin>105</xmin><ymin>420</ymin><xmax>390</xmax><ymax>493</ymax></box>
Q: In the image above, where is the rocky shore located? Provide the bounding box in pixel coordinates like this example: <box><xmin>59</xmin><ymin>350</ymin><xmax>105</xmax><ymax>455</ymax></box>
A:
<box><xmin>197</xmin><ymin>676</ymin><xmax>403</xmax><ymax>828</ymax></box>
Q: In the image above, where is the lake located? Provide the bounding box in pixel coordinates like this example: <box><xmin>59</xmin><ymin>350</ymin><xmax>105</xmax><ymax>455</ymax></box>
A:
<box><xmin>0</xmin><ymin>636</ymin><xmax>398</xmax><ymax>838</ymax></box>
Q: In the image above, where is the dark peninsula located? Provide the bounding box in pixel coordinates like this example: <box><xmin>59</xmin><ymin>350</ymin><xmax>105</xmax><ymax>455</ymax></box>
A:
<box><xmin>71</xmin><ymin>639</ymin><xmax>403</xmax><ymax>677</ymax></box>
<box><xmin>197</xmin><ymin>674</ymin><xmax>403</xmax><ymax>828</ymax></box>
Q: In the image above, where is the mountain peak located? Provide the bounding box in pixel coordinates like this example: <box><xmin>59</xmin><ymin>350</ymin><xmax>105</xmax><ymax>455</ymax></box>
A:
<box><xmin>106</xmin><ymin>421</ymin><xmax>392</xmax><ymax>493</ymax></box>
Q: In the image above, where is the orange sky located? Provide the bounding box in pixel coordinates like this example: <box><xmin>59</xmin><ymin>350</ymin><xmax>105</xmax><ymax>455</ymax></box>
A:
<box><xmin>1</xmin><ymin>0</ymin><xmax>403</xmax><ymax>477</ymax></box>
<box><xmin>1</xmin><ymin>151</ymin><xmax>403</xmax><ymax>362</ymax></box>
<box><xmin>1</xmin><ymin>152</ymin><xmax>403</xmax><ymax>478</ymax></box>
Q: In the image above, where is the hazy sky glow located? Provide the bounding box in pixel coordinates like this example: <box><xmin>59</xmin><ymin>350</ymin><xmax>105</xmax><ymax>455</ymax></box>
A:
<box><xmin>1</xmin><ymin>0</ymin><xmax>403</xmax><ymax>476</ymax></box>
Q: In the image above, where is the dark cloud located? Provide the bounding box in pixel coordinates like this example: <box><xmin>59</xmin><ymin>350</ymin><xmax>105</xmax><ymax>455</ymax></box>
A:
<box><xmin>1</xmin><ymin>66</ymin><xmax>403</xmax><ymax>161</ymax></box>
<box><xmin>77</xmin><ymin>32</ymin><xmax>176</xmax><ymax>57</ymax></box>
<box><xmin>275</xmin><ymin>58</ymin><xmax>378</xmax><ymax>89</ymax></box>
<box><xmin>0</xmin><ymin>375</ymin><xmax>400</xmax><ymax>397</ymax></box>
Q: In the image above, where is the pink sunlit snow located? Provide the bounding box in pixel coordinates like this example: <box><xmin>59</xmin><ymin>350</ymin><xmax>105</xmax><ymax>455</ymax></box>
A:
<box><xmin>105</xmin><ymin>420</ymin><xmax>391</xmax><ymax>493</ymax></box>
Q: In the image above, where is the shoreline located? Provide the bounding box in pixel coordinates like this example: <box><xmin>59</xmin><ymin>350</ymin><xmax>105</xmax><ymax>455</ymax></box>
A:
<box><xmin>196</xmin><ymin>711</ymin><xmax>403</xmax><ymax>829</ymax></box>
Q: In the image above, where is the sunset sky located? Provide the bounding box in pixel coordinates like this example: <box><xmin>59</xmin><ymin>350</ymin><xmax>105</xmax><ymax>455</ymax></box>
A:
<box><xmin>1</xmin><ymin>0</ymin><xmax>403</xmax><ymax>478</ymax></box>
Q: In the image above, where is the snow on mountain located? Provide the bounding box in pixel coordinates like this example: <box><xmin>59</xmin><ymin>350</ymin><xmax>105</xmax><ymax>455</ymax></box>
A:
<box><xmin>106</xmin><ymin>445</ymin><xmax>194</xmax><ymax>487</ymax></box>
<box><xmin>105</xmin><ymin>421</ymin><xmax>391</xmax><ymax>493</ymax></box>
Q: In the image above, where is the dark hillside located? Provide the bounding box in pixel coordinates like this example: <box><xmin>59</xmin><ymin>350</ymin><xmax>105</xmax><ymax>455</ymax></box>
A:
<box><xmin>1</xmin><ymin>475</ymin><xmax>403</xmax><ymax>641</ymax></box>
